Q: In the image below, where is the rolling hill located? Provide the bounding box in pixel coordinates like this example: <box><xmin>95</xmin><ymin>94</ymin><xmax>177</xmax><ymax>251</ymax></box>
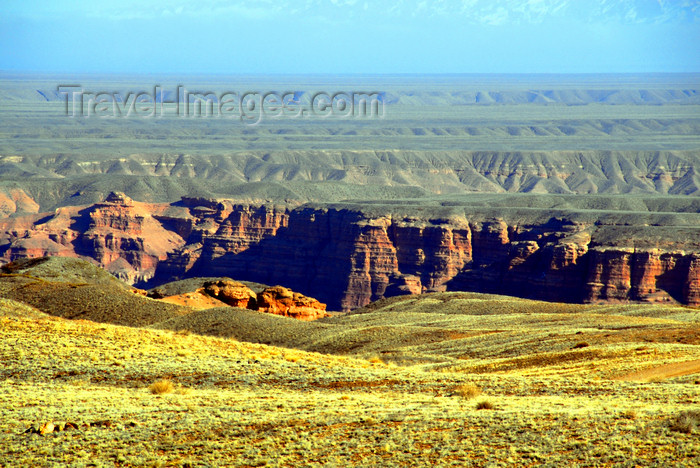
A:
<box><xmin>1</xmin><ymin>257</ymin><xmax>698</xmax><ymax>466</ymax></box>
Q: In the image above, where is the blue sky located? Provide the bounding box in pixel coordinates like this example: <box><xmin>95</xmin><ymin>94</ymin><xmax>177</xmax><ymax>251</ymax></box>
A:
<box><xmin>1</xmin><ymin>0</ymin><xmax>699</xmax><ymax>74</ymax></box>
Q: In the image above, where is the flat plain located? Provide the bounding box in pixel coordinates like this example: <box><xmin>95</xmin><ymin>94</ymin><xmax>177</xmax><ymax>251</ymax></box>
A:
<box><xmin>0</xmin><ymin>73</ymin><xmax>699</xmax><ymax>209</ymax></box>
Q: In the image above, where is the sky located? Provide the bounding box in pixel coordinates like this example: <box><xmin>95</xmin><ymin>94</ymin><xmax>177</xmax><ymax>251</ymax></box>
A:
<box><xmin>1</xmin><ymin>0</ymin><xmax>699</xmax><ymax>74</ymax></box>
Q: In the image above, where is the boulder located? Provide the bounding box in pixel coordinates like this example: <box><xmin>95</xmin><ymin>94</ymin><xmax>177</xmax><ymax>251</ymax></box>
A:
<box><xmin>256</xmin><ymin>286</ymin><xmax>329</xmax><ymax>321</ymax></box>
<box><xmin>202</xmin><ymin>280</ymin><xmax>257</xmax><ymax>309</ymax></box>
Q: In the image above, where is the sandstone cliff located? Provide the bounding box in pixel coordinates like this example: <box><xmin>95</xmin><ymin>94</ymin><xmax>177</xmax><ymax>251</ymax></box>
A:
<box><xmin>155</xmin><ymin>199</ymin><xmax>700</xmax><ymax>310</ymax></box>
<box><xmin>0</xmin><ymin>192</ymin><xmax>185</xmax><ymax>284</ymax></box>
<box><xmin>256</xmin><ymin>285</ymin><xmax>329</xmax><ymax>321</ymax></box>
<box><xmin>1</xmin><ymin>194</ymin><xmax>698</xmax><ymax>310</ymax></box>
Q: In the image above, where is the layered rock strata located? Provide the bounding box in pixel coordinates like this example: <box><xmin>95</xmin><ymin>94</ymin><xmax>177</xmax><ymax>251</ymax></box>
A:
<box><xmin>1</xmin><ymin>194</ymin><xmax>698</xmax><ymax>310</ymax></box>
<box><xmin>155</xmin><ymin>201</ymin><xmax>700</xmax><ymax>310</ymax></box>
<box><xmin>0</xmin><ymin>192</ymin><xmax>186</xmax><ymax>284</ymax></box>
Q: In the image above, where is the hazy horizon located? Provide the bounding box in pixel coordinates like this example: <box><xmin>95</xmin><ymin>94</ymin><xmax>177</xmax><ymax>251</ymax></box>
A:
<box><xmin>2</xmin><ymin>0</ymin><xmax>699</xmax><ymax>75</ymax></box>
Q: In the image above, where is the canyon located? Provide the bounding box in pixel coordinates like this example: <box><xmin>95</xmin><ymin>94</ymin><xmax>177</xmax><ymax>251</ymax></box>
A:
<box><xmin>2</xmin><ymin>74</ymin><xmax>699</xmax><ymax>312</ymax></box>
<box><xmin>1</xmin><ymin>192</ymin><xmax>698</xmax><ymax>311</ymax></box>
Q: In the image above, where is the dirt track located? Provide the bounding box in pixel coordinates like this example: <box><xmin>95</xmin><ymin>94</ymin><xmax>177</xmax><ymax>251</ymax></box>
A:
<box><xmin>617</xmin><ymin>359</ymin><xmax>700</xmax><ymax>381</ymax></box>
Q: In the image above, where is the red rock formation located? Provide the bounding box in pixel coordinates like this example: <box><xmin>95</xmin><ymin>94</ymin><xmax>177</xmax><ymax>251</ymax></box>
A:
<box><xmin>163</xmin><ymin>207</ymin><xmax>479</xmax><ymax>311</ymax></box>
<box><xmin>73</xmin><ymin>192</ymin><xmax>186</xmax><ymax>283</ymax></box>
<box><xmin>391</xmin><ymin>217</ymin><xmax>472</xmax><ymax>292</ymax></box>
<box><xmin>1</xmin><ymin>194</ymin><xmax>698</xmax><ymax>310</ymax></box>
<box><xmin>584</xmin><ymin>248</ymin><xmax>693</xmax><ymax>304</ymax></box>
<box><xmin>630</xmin><ymin>249</ymin><xmax>662</xmax><ymax>298</ymax></box>
<box><xmin>585</xmin><ymin>248</ymin><xmax>634</xmax><ymax>301</ymax></box>
<box><xmin>684</xmin><ymin>254</ymin><xmax>700</xmax><ymax>306</ymax></box>
<box><xmin>202</xmin><ymin>280</ymin><xmax>257</xmax><ymax>309</ymax></box>
<box><xmin>256</xmin><ymin>286</ymin><xmax>329</xmax><ymax>321</ymax></box>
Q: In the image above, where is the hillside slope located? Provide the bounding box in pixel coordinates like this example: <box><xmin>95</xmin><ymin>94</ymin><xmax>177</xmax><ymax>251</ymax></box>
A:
<box><xmin>0</xmin><ymin>150</ymin><xmax>698</xmax><ymax>213</ymax></box>
<box><xmin>1</xmin><ymin>262</ymin><xmax>699</xmax><ymax>466</ymax></box>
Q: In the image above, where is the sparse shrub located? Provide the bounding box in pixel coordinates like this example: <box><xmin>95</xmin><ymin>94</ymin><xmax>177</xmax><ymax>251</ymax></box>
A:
<box><xmin>572</xmin><ymin>342</ymin><xmax>590</xmax><ymax>349</ymax></box>
<box><xmin>669</xmin><ymin>410</ymin><xmax>700</xmax><ymax>434</ymax></box>
<box><xmin>148</xmin><ymin>379</ymin><xmax>174</xmax><ymax>395</ymax></box>
<box><xmin>475</xmin><ymin>400</ymin><xmax>494</xmax><ymax>410</ymax></box>
<box><xmin>453</xmin><ymin>384</ymin><xmax>481</xmax><ymax>399</ymax></box>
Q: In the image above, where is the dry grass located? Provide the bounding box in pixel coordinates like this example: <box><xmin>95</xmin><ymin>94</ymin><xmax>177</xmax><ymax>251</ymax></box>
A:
<box><xmin>148</xmin><ymin>379</ymin><xmax>174</xmax><ymax>395</ymax></box>
<box><xmin>1</xmin><ymin>292</ymin><xmax>699</xmax><ymax>466</ymax></box>
<box><xmin>669</xmin><ymin>410</ymin><xmax>700</xmax><ymax>434</ymax></box>
<box><xmin>453</xmin><ymin>383</ymin><xmax>482</xmax><ymax>399</ymax></box>
<box><xmin>0</xmin><ymin>275</ymin><xmax>187</xmax><ymax>327</ymax></box>
<box><xmin>475</xmin><ymin>400</ymin><xmax>495</xmax><ymax>410</ymax></box>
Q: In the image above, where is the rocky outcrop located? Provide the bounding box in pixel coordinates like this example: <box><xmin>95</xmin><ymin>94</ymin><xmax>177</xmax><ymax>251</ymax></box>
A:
<box><xmin>145</xmin><ymin>276</ymin><xmax>327</xmax><ymax>320</ymax></box>
<box><xmin>1</xmin><ymin>195</ymin><xmax>699</xmax><ymax>310</ymax></box>
<box><xmin>174</xmin><ymin>278</ymin><xmax>328</xmax><ymax>320</ymax></box>
<box><xmin>202</xmin><ymin>280</ymin><xmax>257</xmax><ymax>309</ymax></box>
<box><xmin>74</xmin><ymin>192</ymin><xmax>187</xmax><ymax>283</ymax></box>
<box><xmin>585</xmin><ymin>249</ymin><xmax>696</xmax><ymax>303</ymax></box>
<box><xmin>256</xmin><ymin>286</ymin><xmax>329</xmax><ymax>321</ymax></box>
<box><xmin>684</xmin><ymin>254</ymin><xmax>700</xmax><ymax>306</ymax></box>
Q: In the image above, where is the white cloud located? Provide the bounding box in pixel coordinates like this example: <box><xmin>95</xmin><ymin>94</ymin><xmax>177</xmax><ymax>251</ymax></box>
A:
<box><xmin>77</xmin><ymin>0</ymin><xmax>283</xmax><ymax>21</ymax></box>
<box><xmin>482</xmin><ymin>7</ymin><xmax>509</xmax><ymax>25</ymax></box>
<box><xmin>6</xmin><ymin>0</ymin><xmax>699</xmax><ymax>25</ymax></box>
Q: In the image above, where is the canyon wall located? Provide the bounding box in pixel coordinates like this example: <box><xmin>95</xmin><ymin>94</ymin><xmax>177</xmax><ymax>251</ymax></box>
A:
<box><xmin>0</xmin><ymin>192</ymin><xmax>185</xmax><ymax>284</ymax></box>
<box><xmin>1</xmin><ymin>193</ymin><xmax>699</xmax><ymax>310</ymax></box>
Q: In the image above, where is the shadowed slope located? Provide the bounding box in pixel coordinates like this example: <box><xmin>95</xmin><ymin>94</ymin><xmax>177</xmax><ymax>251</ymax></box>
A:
<box><xmin>0</xmin><ymin>257</ymin><xmax>189</xmax><ymax>326</ymax></box>
<box><xmin>0</xmin><ymin>278</ymin><xmax>188</xmax><ymax>327</ymax></box>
